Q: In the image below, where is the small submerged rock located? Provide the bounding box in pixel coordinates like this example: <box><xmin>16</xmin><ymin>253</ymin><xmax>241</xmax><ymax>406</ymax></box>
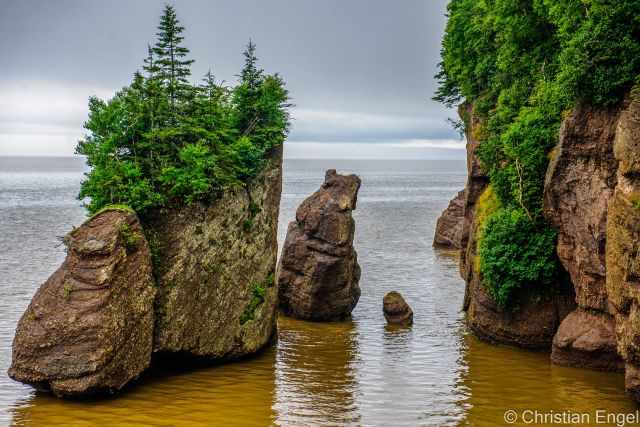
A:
<box><xmin>277</xmin><ymin>169</ymin><xmax>362</xmax><ymax>321</ymax></box>
<box><xmin>383</xmin><ymin>292</ymin><xmax>413</xmax><ymax>326</ymax></box>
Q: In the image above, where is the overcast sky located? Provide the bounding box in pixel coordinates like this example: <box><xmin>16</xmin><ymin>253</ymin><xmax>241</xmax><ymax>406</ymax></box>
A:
<box><xmin>0</xmin><ymin>0</ymin><xmax>463</xmax><ymax>159</ymax></box>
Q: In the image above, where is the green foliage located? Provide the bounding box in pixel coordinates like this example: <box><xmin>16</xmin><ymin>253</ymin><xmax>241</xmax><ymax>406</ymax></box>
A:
<box><xmin>77</xmin><ymin>5</ymin><xmax>290</xmax><ymax>216</ymax></box>
<box><xmin>478</xmin><ymin>208</ymin><xmax>559</xmax><ymax>308</ymax></box>
<box><xmin>240</xmin><ymin>282</ymin><xmax>266</xmax><ymax>324</ymax></box>
<box><xmin>436</xmin><ymin>0</ymin><xmax>640</xmax><ymax>307</ymax></box>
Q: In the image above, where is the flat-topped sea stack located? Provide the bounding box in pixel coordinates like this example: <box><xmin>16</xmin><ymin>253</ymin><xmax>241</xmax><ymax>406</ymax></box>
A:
<box><xmin>8</xmin><ymin>208</ymin><xmax>156</xmax><ymax>397</ymax></box>
<box><xmin>278</xmin><ymin>169</ymin><xmax>362</xmax><ymax>321</ymax></box>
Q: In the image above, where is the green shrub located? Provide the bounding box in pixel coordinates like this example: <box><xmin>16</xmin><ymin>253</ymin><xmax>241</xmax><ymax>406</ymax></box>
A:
<box><xmin>478</xmin><ymin>207</ymin><xmax>559</xmax><ymax>308</ymax></box>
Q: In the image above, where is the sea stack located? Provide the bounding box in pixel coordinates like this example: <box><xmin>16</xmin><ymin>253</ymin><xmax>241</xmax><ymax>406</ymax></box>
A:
<box><xmin>383</xmin><ymin>292</ymin><xmax>414</xmax><ymax>326</ymax></box>
<box><xmin>8</xmin><ymin>208</ymin><xmax>156</xmax><ymax>397</ymax></box>
<box><xmin>277</xmin><ymin>169</ymin><xmax>362</xmax><ymax>321</ymax></box>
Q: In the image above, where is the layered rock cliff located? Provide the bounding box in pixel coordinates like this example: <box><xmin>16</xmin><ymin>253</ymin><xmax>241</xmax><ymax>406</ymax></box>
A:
<box><xmin>9</xmin><ymin>147</ymin><xmax>283</xmax><ymax>396</ymax></box>
<box><xmin>437</xmin><ymin>94</ymin><xmax>640</xmax><ymax>400</ymax></box>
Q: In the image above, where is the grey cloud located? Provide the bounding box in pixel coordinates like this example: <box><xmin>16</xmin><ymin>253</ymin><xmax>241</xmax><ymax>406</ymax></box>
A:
<box><xmin>0</xmin><ymin>0</ymin><xmax>458</xmax><ymax>156</ymax></box>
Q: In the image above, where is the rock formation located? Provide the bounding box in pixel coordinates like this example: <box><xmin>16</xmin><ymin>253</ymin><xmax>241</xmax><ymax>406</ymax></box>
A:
<box><xmin>443</xmin><ymin>94</ymin><xmax>640</xmax><ymax>401</ymax></box>
<box><xmin>144</xmin><ymin>145</ymin><xmax>282</xmax><ymax>358</ymax></box>
<box><xmin>433</xmin><ymin>190</ymin><xmax>465</xmax><ymax>249</ymax></box>
<box><xmin>8</xmin><ymin>208</ymin><xmax>156</xmax><ymax>396</ymax></box>
<box><xmin>277</xmin><ymin>169</ymin><xmax>362</xmax><ymax>321</ymax></box>
<box><xmin>543</xmin><ymin>103</ymin><xmax>624</xmax><ymax>370</ymax></box>
<box><xmin>383</xmin><ymin>292</ymin><xmax>413</xmax><ymax>326</ymax></box>
<box><xmin>9</xmin><ymin>147</ymin><xmax>283</xmax><ymax>397</ymax></box>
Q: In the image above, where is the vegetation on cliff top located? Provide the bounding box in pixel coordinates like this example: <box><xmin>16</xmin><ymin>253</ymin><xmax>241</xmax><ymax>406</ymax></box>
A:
<box><xmin>435</xmin><ymin>0</ymin><xmax>640</xmax><ymax>307</ymax></box>
<box><xmin>77</xmin><ymin>5</ymin><xmax>290</xmax><ymax>215</ymax></box>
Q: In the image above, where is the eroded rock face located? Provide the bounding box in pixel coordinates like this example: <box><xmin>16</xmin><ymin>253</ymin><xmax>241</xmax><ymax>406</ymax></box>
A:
<box><xmin>543</xmin><ymin>104</ymin><xmax>623</xmax><ymax>369</ymax></box>
<box><xmin>278</xmin><ymin>169</ymin><xmax>362</xmax><ymax>321</ymax></box>
<box><xmin>433</xmin><ymin>190</ymin><xmax>465</xmax><ymax>249</ymax></box>
<box><xmin>383</xmin><ymin>292</ymin><xmax>413</xmax><ymax>326</ymax></box>
<box><xmin>606</xmin><ymin>97</ymin><xmax>640</xmax><ymax>398</ymax></box>
<box><xmin>145</xmin><ymin>146</ymin><xmax>282</xmax><ymax>358</ymax></box>
<box><xmin>8</xmin><ymin>209</ymin><xmax>155</xmax><ymax>396</ymax></box>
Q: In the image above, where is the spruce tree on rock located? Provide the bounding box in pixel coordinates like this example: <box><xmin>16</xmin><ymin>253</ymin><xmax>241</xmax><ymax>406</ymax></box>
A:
<box><xmin>234</xmin><ymin>40</ymin><xmax>265</xmax><ymax>136</ymax></box>
<box><xmin>152</xmin><ymin>4</ymin><xmax>194</xmax><ymax>117</ymax></box>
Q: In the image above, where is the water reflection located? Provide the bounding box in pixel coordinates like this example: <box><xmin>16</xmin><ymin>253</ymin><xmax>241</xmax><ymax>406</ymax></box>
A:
<box><xmin>274</xmin><ymin>316</ymin><xmax>361</xmax><ymax>426</ymax></box>
<box><xmin>457</xmin><ymin>333</ymin><xmax>637</xmax><ymax>426</ymax></box>
<box><xmin>10</xmin><ymin>350</ymin><xmax>278</xmax><ymax>426</ymax></box>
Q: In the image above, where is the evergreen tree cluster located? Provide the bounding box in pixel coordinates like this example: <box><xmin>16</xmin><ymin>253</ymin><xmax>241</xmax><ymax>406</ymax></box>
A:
<box><xmin>76</xmin><ymin>5</ymin><xmax>290</xmax><ymax>215</ymax></box>
<box><xmin>435</xmin><ymin>0</ymin><xmax>640</xmax><ymax>308</ymax></box>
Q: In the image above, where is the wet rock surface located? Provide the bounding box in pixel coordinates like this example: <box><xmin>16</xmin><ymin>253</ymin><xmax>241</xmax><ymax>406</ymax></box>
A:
<box><xmin>8</xmin><ymin>208</ymin><xmax>156</xmax><ymax>397</ymax></box>
<box><xmin>278</xmin><ymin>169</ymin><xmax>362</xmax><ymax>321</ymax></box>
<box><xmin>383</xmin><ymin>292</ymin><xmax>413</xmax><ymax>326</ymax></box>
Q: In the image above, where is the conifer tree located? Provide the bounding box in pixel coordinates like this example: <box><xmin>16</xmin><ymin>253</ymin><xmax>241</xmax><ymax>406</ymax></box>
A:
<box><xmin>152</xmin><ymin>4</ymin><xmax>194</xmax><ymax>115</ymax></box>
<box><xmin>234</xmin><ymin>40</ymin><xmax>265</xmax><ymax>135</ymax></box>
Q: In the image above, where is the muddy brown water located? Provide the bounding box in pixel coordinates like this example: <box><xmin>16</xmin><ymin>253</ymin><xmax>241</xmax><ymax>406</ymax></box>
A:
<box><xmin>0</xmin><ymin>157</ymin><xmax>636</xmax><ymax>426</ymax></box>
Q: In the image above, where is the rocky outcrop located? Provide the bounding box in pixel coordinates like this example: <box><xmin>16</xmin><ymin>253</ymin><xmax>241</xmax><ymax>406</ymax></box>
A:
<box><xmin>454</xmin><ymin>103</ymin><xmax>575</xmax><ymax>349</ymax></box>
<box><xmin>8</xmin><ymin>208</ymin><xmax>155</xmax><ymax>396</ymax></box>
<box><xmin>9</xmin><ymin>147</ymin><xmax>284</xmax><ymax>398</ymax></box>
<box><xmin>606</xmin><ymin>96</ymin><xmax>640</xmax><ymax>398</ymax></box>
<box><xmin>383</xmin><ymin>292</ymin><xmax>413</xmax><ymax>326</ymax></box>
<box><xmin>278</xmin><ymin>169</ymin><xmax>361</xmax><ymax>321</ymax></box>
<box><xmin>433</xmin><ymin>190</ymin><xmax>465</xmax><ymax>249</ymax></box>
<box><xmin>543</xmin><ymin>103</ymin><xmax>624</xmax><ymax>369</ymax></box>
<box><xmin>145</xmin><ymin>146</ymin><xmax>282</xmax><ymax>358</ymax></box>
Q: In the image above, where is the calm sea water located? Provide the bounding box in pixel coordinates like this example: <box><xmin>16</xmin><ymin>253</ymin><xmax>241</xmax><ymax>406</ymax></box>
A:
<box><xmin>0</xmin><ymin>156</ymin><xmax>635</xmax><ymax>426</ymax></box>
